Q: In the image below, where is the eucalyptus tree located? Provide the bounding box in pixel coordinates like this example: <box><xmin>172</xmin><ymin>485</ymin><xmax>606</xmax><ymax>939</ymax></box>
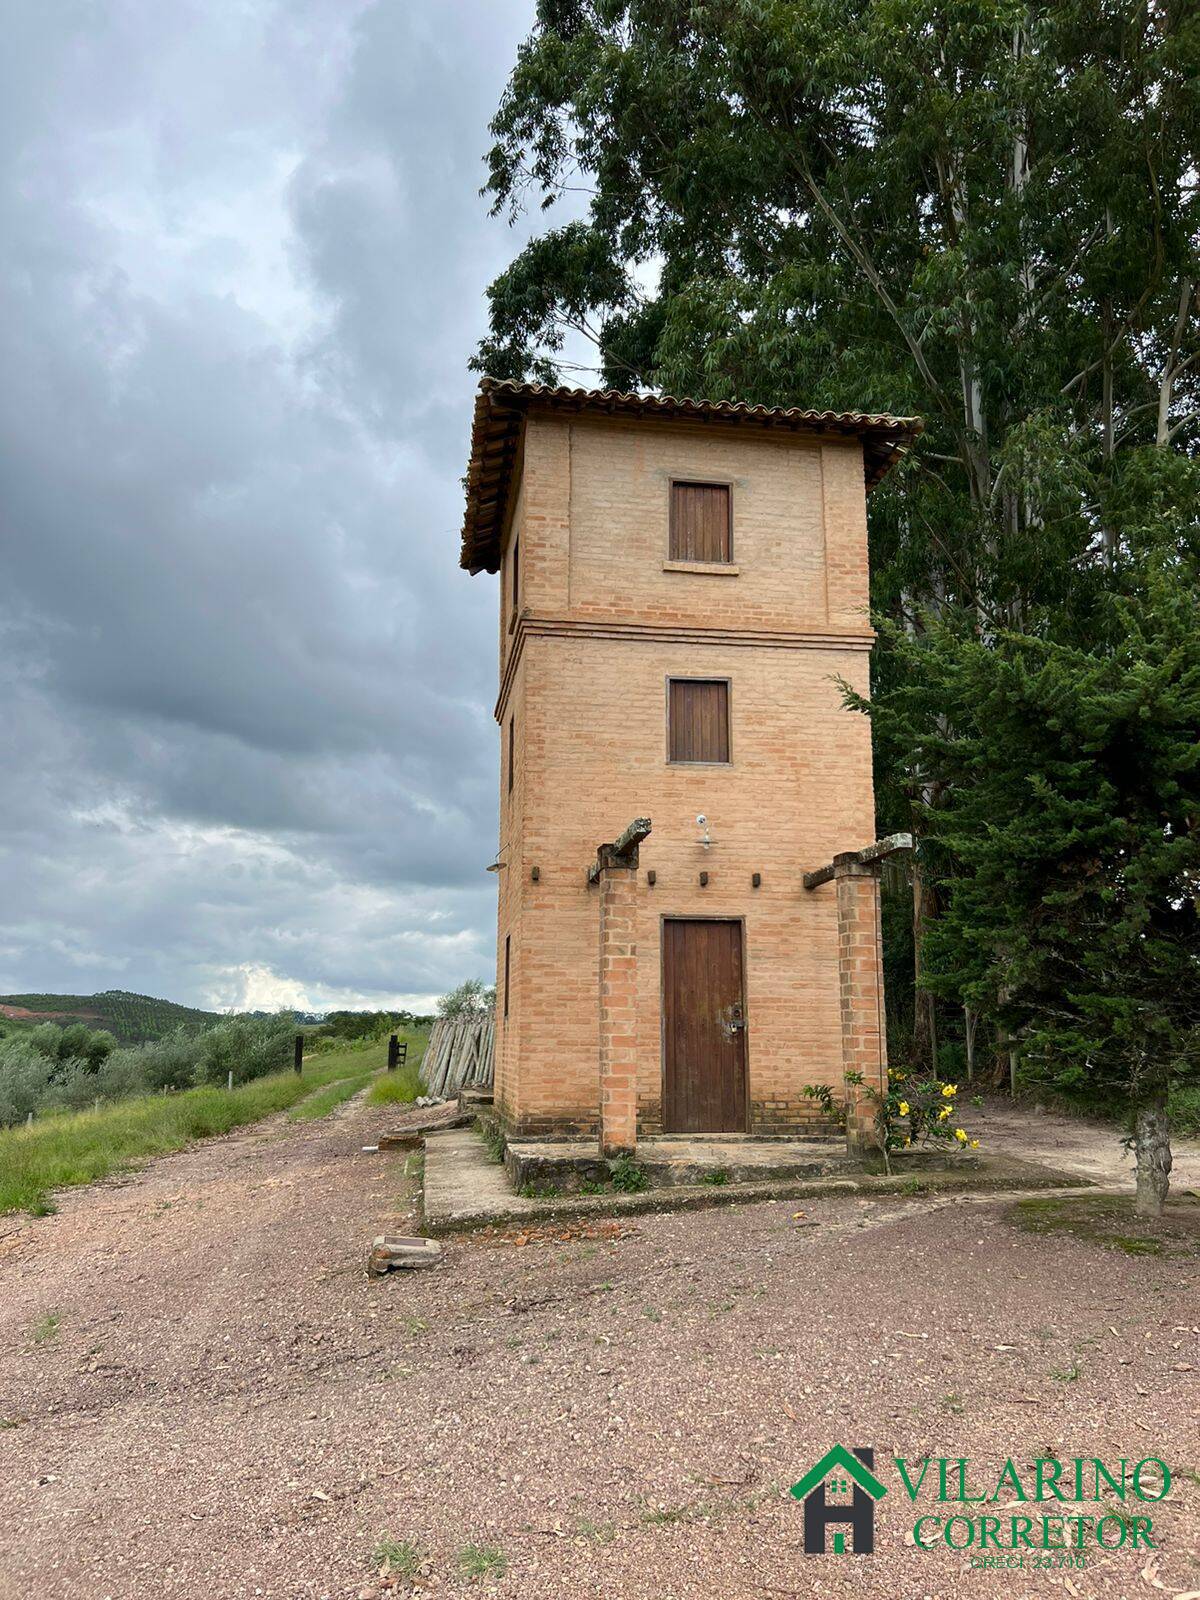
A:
<box><xmin>480</xmin><ymin>3</ymin><xmax>1200</xmax><ymax>1024</ymax></box>
<box><xmin>475</xmin><ymin>1</ymin><xmax>1200</xmax><ymax>1200</ymax></box>
<box><xmin>479</xmin><ymin>1</ymin><xmax>1198</xmax><ymax>620</ymax></box>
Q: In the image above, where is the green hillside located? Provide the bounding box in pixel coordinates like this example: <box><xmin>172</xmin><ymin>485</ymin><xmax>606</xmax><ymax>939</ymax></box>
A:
<box><xmin>0</xmin><ymin>990</ymin><xmax>221</xmax><ymax>1045</ymax></box>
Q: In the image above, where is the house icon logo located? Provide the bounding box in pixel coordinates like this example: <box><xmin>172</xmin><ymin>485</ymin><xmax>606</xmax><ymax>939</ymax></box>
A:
<box><xmin>790</xmin><ymin>1444</ymin><xmax>887</xmax><ymax>1555</ymax></box>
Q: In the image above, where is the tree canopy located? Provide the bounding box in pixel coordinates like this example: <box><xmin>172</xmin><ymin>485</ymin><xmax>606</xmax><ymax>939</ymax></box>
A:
<box><xmin>476</xmin><ymin>0</ymin><xmax>1200</xmax><ymax>1209</ymax></box>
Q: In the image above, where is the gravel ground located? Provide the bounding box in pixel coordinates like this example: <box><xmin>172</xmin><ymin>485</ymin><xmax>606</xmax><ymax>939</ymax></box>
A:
<box><xmin>1</xmin><ymin>1092</ymin><xmax>1198</xmax><ymax>1600</ymax></box>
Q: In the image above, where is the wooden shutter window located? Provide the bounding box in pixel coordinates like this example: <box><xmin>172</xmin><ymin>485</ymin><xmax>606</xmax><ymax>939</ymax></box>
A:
<box><xmin>669</xmin><ymin>679</ymin><xmax>730</xmax><ymax>763</ymax></box>
<box><xmin>670</xmin><ymin>482</ymin><xmax>731</xmax><ymax>563</ymax></box>
<box><xmin>504</xmin><ymin>935</ymin><xmax>511</xmax><ymax>1017</ymax></box>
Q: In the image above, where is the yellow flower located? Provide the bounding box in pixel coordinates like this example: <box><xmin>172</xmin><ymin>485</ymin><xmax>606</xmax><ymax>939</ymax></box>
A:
<box><xmin>889</xmin><ymin>1070</ymin><xmax>906</xmax><ymax>1083</ymax></box>
<box><xmin>954</xmin><ymin>1128</ymin><xmax>968</xmax><ymax>1142</ymax></box>
<box><xmin>937</xmin><ymin>1106</ymin><xmax>951</xmax><ymax>1121</ymax></box>
<box><xmin>969</xmin><ymin>1139</ymin><xmax>980</xmax><ymax>1149</ymax></box>
<box><xmin>898</xmin><ymin>1100</ymin><xmax>910</xmax><ymax>1116</ymax></box>
<box><xmin>942</xmin><ymin>1084</ymin><xmax>957</xmax><ymax>1097</ymax></box>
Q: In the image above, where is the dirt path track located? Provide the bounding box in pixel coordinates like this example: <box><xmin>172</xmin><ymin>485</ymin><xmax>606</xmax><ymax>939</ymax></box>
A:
<box><xmin>1</xmin><ymin>1096</ymin><xmax>1198</xmax><ymax>1600</ymax></box>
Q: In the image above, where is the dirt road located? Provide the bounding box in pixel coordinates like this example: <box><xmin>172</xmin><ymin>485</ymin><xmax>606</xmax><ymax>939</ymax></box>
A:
<box><xmin>970</xmin><ymin>1096</ymin><xmax>1200</xmax><ymax>1190</ymax></box>
<box><xmin>1</xmin><ymin>1093</ymin><xmax>1197</xmax><ymax>1600</ymax></box>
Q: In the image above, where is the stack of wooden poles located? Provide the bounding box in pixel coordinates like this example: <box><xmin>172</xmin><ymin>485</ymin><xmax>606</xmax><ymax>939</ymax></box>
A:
<box><xmin>419</xmin><ymin>1013</ymin><xmax>495</xmax><ymax>1097</ymax></box>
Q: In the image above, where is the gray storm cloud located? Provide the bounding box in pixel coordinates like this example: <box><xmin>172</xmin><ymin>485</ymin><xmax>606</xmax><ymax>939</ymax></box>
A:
<box><xmin>0</xmin><ymin>0</ymin><xmax>548</xmax><ymax>1012</ymax></box>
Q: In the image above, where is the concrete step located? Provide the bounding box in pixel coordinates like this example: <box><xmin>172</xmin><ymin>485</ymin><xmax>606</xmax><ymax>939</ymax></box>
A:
<box><xmin>505</xmin><ymin>1137</ymin><xmax>855</xmax><ymax>1193</ymax></box>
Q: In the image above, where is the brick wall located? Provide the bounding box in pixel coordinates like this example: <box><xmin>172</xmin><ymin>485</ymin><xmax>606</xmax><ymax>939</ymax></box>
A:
<box><xmin>834</xmin><ymin>859</ymin><xmax>889</xmax><ymax>1152</ymax></box>
<box><xmin>491</xmin><ymin>411</ymin><xmax>882</xmax><ymax>1137</ymax></box>
<box><xmin>597</xmin><ymin>859</ymin><xmax>639</xmax><ymax>1154</ymax></box>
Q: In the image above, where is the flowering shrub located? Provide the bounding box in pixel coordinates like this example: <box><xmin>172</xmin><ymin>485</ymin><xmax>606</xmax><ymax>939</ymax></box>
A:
<box><xmin>847</xmin><ymin>1069</ymin><xmax>980</xmax><ymax>1155</ymax></box>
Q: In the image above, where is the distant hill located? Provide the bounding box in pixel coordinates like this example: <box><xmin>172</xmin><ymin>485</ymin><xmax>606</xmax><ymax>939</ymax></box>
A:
<box><xmin>0</xmin><ymin>989</ymin><xmax>222</xmax><ymax>1045</ymax></box>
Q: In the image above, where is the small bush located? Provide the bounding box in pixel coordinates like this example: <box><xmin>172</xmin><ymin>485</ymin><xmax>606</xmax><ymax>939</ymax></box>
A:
<box><xmin>0</xmin><ymin>1042</ymin><xmax>59</xmax><ymax>1126</ymax></box>
<box><xmin>195</xmin><ymin>1014</ymin><xmax>293</xmax><ymax>1087</ymax></box>
<box><xmin>937</xmin><ymin>1041</ymin><xmax>967</xmax><ymax>1080</ymax></box>
<box><xmin>477</xmin><ymin>1115</ymin><xmax>506</xmax><ymax>1163</ymax></box>
<box><xmin>860</xmin><ymin>1069</ymin><xmax>981</xmax><ymax>1154</ymax></box>
<box><xmin>609</xmin><ymin>1154</ymin><xmax>649</xmax><ymax>1193</ymax></box>
<box><xmin>116</xmin><ymin>1029</ymin><xmax>201</xmax><ymax>1093</ymax></box>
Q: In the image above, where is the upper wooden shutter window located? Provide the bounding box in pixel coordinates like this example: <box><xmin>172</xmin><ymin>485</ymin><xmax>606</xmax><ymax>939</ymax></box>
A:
<box><xmin>669</xmin><ymin>679</ymin><xmax>730</xmax><ymax>764</ymax></box>
<box><xmin>670</xmin><ymin>482</ymin><xmax>731</xmax><ymax>563</ymax></box>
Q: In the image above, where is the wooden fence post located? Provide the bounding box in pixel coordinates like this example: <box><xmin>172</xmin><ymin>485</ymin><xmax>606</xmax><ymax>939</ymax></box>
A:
<box><xmin>387</xmin><ymin>1034</ymin><xmax>399</xmax><ymax>1071</ymax></box>
<box><xmin>294</xmin><ymin>1035</ymin><xmax>304</xmax><ymax>1075</ymax></box>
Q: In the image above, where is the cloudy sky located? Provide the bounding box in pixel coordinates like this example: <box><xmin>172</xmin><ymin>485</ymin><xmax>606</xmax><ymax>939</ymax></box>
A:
<box><xmin>0</xmin><ymin>1</ymin><xmax>563</xmax><ymax>1013</ymax></box>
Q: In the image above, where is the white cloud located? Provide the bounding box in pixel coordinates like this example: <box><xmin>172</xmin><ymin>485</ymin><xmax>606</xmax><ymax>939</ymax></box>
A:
<box><xmin>206</xmin><ymin>962</ymin><xmax>441</xmax><ymax>1015</ymax></box>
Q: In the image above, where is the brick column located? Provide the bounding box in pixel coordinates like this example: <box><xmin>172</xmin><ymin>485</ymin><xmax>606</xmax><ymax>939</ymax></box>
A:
<box><xmin>597</xmin><ymin>852</ymin><xmax>639</xmax><ymax>1157</ymax></box>
<box><xmin>834</xmin><ymin>854</ymin><xmax>888</xmax><ymax>1156</ymax></box>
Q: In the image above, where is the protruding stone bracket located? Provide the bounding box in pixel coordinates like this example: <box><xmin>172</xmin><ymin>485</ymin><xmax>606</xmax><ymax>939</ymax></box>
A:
<box><xmin>587</xmin><ymin>816</ymin><xmax>652</xmax><ymax>884</ymax></box>
<box><xmin>801</xmin><ymin>832</ymin><xmax>913</xmax><ymax>891</ymax></box>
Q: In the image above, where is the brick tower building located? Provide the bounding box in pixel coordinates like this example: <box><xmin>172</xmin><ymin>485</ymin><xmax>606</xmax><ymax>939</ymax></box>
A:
<box><xmin>460</xmin><ymin>380</ymin><xmax>920</xmax><ymax>1154</ymax></box>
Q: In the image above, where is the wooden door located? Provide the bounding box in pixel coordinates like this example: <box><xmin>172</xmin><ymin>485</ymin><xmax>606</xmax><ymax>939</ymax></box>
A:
<box><xmin>662</xmin><ymin>919</ymin><xmax>747</xmax><ymax>1133</ymax></box>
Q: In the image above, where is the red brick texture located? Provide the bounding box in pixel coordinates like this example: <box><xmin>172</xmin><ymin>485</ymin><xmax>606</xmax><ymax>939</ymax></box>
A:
<box><xmin>485</xmin><ymin>411</ymin><xmax>887</xmax><ymax>1145</ymax></box>
<box><xmin>597</xmin><ymin>860</ymin><xmax>639</xmax><ymax>1155</ymax></box>
<box><xmin>833</xmin><ymin>857</ymin><xmax>889</xmax><ymax>1154</ymax></box>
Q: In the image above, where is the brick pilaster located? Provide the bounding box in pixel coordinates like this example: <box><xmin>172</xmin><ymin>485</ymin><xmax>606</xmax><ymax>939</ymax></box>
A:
<box><xmin>597</xmin><ymin>854</ymin><xmax>639</xmax><ymax>1157</ymax></box>
<box><xmin>834</xmin><ymin>855</ymin><xmax>888</xmax><ymax>1155</ymax></box>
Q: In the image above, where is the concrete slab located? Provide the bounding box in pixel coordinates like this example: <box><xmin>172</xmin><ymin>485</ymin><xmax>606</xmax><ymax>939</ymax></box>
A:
<box><xmin>423</xmin><ymin>1127</ymin><xmax>541</xmax><ymax>1229</ymax></box>
<box><xmin>505</xmin><ymin>1133</ymin><xmax>855</xmax><ymax>1192</ymax></box>
<box><xmin>422</xmin><ymin>1124</ymin><xmax>1087</xmax><ymax>1234</ymax></box>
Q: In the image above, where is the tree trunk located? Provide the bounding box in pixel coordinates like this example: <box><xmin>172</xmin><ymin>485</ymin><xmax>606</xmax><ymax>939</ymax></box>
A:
<box><xmin>912</xmin><ymin>853</ymin><xmax>938</xmax><ymax>1073</ymax></box>
<box><xmin>1133</xmin><ymin>1094</ymin><xmax>1172</xmax><ymax>1219</ymax></box>
<box><xmin>964</xmin><ymin>1003</ymin><xmax>978</xmax><ymax>1082</ymax></box>
<box><xmin>1156</xmin><ymin>278</ymin><xmax>1193</xmax><ymax>446</ymax></box>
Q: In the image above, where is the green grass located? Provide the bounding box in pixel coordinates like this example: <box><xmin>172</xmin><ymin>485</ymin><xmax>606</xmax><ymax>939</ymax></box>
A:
<box><xmin>1050</xmin><ymin>1361</ymin><xmax>1083</xmax><ymax>1382</ymax></box>
<box><xmin>0</xmin><ymin>1045</ymin><xmax>385</xmax><ymax>1215</ymax></box>
<box><xmin>288</xmin><ymin>1070</ymin><xmax>377</xmax><ymax>1122</ymax></box>
<box><xmin>1009</xmin><ymin>1193</ymin><xmax>1200</xmax><ymax>1258</ymax></box>
<box><xmin>457</xmin><ymin>1544</ymin><xmax>507</xmax><ymax>1580</ymax></box>
<box><xmin>30</xmin><ymin>1311</ymin><xmax>61</xmax><ymax>1344</ymax></box>
<box><xmin>371</xmin><ymin>1536</ymin><xmax>421</xmax><ymax>1576</ymax></box>
<box><xmin>367</xmin><ymin>1063</ymin><xmax>423</xmax><ymax>1106</ymax></box>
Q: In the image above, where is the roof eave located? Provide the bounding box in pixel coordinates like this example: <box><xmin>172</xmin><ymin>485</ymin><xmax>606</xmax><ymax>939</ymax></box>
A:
<box><xmin>459</xmin><ymin>379</ymin><xmax>922</xmax><ymax>574</ymax></box>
